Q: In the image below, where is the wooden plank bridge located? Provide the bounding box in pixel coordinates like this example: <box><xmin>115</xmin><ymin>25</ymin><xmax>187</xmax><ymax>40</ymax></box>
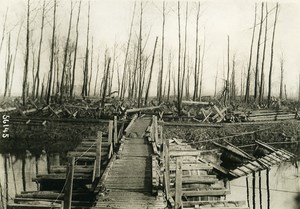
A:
<box><xmin>7</xmin><ymin>115</ymin><xmax>296</xmax><ymax>209</ymax></box>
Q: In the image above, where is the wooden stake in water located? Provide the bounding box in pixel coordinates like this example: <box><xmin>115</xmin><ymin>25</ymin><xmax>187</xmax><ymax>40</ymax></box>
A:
<box><xmin>266</xmin><ymin>168</ymin><xmax>270</xmax><ymax>209</ymax></box>
<box><xmin>64</xmin><ymin>157</ymin><xmax>75</xmax><ymax>209</ymax></box>
<box><xmin>246</xmin><ymin>175</ymin><xmax>250</xmax><ymax>207</ymax></box>
<box><xmin>4</xmin><ymin>155</ymin><xmax>9</xmax><ymax>204</ymax></box>
<box><xmin>22</xmin><ymin>157</ymin><xmax>26</xmax><ymax>191</ymax></box>
<box><xmin>252</xmin><ymin>172</ymin><xmax>256</xmax><ymax>209</ymax></box>
<box><xmin>175</xmin><ymin>157</ymin><xmax>182</xmax><ymax>209</ymax></box>
<box><xmin>259</xmin><ymin>171</ymin><xmax>262</xmax><ymax>209</ymax></box>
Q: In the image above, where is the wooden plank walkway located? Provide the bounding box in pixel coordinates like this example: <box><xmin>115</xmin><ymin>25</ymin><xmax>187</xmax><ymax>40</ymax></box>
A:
<box><xmin>94</xmin><ymin>117</ymin><xmax>166</xmax><ymax>209</ymax></box>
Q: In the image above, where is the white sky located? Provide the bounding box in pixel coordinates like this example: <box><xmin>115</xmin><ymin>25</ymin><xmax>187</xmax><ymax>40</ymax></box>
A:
<box><xmin>0</xmin><ymin>0</ymin><xmax>300</xmax><ymax>98</ymax></box>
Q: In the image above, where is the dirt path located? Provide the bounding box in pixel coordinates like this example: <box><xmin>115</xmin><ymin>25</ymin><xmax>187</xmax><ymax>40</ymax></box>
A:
<box><xmin>94</xmin><ymin>117</ymin><xmax>165</xmax><ymax>209</ymax></box>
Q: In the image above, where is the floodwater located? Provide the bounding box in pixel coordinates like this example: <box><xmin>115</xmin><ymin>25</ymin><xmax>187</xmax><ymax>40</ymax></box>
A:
<box><xmin>0</xmin><ymin>154</ymin><xmax>299</xmax><ymax>209</ymax></box>
<box><xmin>227</xmin><ymin>161</ymin><xmax>300</xmax><ymax>209</ymax></box>
<box><xmin>0</xmin><ymin>153</ymin><xmax>48</xmax><ymax>208</ymax></box>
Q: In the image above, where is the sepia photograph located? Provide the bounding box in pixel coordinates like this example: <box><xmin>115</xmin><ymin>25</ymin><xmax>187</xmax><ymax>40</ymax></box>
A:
<box><xmin>0</xmin><ymin>0</ymin><xmax>299</xmax><ymax>209</ymax></box>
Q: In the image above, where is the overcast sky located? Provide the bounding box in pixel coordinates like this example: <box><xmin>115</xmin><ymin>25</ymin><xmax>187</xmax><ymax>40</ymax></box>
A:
<box><xmin>0</xmin><ymin>0</ymin><xmax>300</xmax><ymax>98</ymax></box>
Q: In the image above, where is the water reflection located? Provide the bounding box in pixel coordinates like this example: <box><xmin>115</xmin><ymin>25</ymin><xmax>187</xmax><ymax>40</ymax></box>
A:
<box><xmin>0</xmin><ymin>152</ymin><xmax>48</xmax><ymax>208</ymax></box>
<box><xmin>227</xmin><ymin>161</ymin><xmax>300</xmax><ymax>209</ymax></box>
<box><xmin>0</xmin><ymin>154</ymin><xmax>299</xmax><ymax>209</ymax></box>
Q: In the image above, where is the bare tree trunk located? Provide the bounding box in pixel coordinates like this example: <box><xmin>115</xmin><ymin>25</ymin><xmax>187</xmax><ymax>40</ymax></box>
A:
<box><xmin>41</xmin><ymin>74</ymin><xmax>45</xmax><ymax>99</ymax></box>
<box><xmin>167</xmin><ymin>52</ymin><xmax>171</xmax><ymax>102</ymax></box>
<box><xmin>145</xmin><ymin>37</ymin><xmax>158</xmax><ymax>105</ymax></box>
<box><xmin>224</xmin><ymin>35</ymin><xmax>230</xmax><ymax>105</ymax></box>
<box><xmin>245</xmin><ymin>4</ymin><xmax>257</xmax><ymax>103</ymax></box>
<box><xmin>268</xmin><ymin>3</ymin><xmax>279</xmax><ymax>107</ymax></box>
<box><xmin>55</xmin><ymin>51</ymin><xmax>60</xmax><ymax>95</ymax></box>
<box><xmin>284</xmin><ymin>84</ymin><xmax>287</xmax><ymax>100</ymax></box>
<box><xmin>259</xmin><ymin>4</ymin><xmax>268</xmax><ymax>105</ymax></box>
<box><xmin>130</xmin><ymin>42</ymin><xmax>139</xmax><ymax>100</ymax></box>
<box><xmin>199</xmin><ymin>37</ymin><xmax>205</xmax><ymax>101</ymax></box>
<box><xmin>177</xmin><ymin>2</ymin><xmax>182</xmax><ymax>113</ymax></box>
<box><xmin>121</xmin><ymin>3</ymin><xmax>136</xmax><ymax>100</ymax></box>
<box><xmin>185</xmin><ymin>57</ymin><xmax>190</xmax><ymax>99</ymax></box>
<box><xmin>101</xmin><ymin>58</ymin><xmax>111</xmax><ymax>108</ymax></box>
<box><xmin>46</xmin><ymin>0</ymin><xmax>57</xmax><ymax>104</ymax></box>
<box><xmin>4</xmin><ymin>34</ymin><xmax>12</xmax><ymax>98</ymax></box>
<box><xmin>88</xmin><ymin>37</ymin><xmax>94</xmax><ymax>96</ymax></box>
<box><xmin>34</xmin><ymin>0</ymin><xmax>45</xmax><ymax>99</ymax></box>
<box><xmin>180</xmin><ymin>2</ymin><xmax>188</xmax><ymax>103</ymax></box>
<box><xmin>30</xmin><ymin>46</ymin><xmax>36</xmax><ymax>98</ymax></box>
<box><xmin>157</xmin><ymin>1</ymin><xmax>165</xmax><ymax>104</ymax></box>
<box><xmin>137</xmin><ymin>2</ymin><xmax>143</xmax><ymax>108</ymax></box>
<box><xmin>82</xmin><ymin>1</ymin><xmax>90</xmax><ymax>97</ymax></box>
<box><xmin>193</xmin><ymin>2</ymin><xmax>200</xmax><ymax>101</ymax></box>
<box><xmin>94</xmin><ymin>53</ymin><xmax>100</xmax><ymax>96</ymax></box>
<box><xmin>109</xmin><ymin>43</ymin><xmax>116</xmax><ymax>95</ymax></box>
<box><xmin>0</xmin><ymin>8</ymin><xmax>8</xmax><ymax>53</ymax></box>
<box><xmin>9</xmin><ymin>22</ymin><xmax>23</xmax><ymax>97</ymax></box>
<box><xmin>60</xmin><ymin>2</ymin><xmax>73</xmax><ymax>102</ymax></box>
<box><xmin>22</xmin><ymin>0</ymin><xmax>31</xmax><ymax>105</ymax></box>
<box><xmin>231</xmin><ymin>55</ymin><xmax>236</xmax><ymax>101</ymax></box>
<box><xmin>279</xmin><ymin>56</ymin><xmax>284</xmax><ymax>100</ymax></box>
<box><xmin>70</xmin><ymin>1</ymin><xmax>81</xmax><ymax>98</ymax></box>
<box><xmin>254</xmin><ymin>3</ymin><xmax>264</xmax><ymax>102</ymax></box>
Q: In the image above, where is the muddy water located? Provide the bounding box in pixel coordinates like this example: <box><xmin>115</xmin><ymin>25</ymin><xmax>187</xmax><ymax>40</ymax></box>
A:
<box><xmin>227</xmin><ymin>161</ymin><xmax>300</xmax><ymax>209</ymax></box>
<box><xmin>0</xmin><ymin>153</ymin><xmax>48</xmax><ymax>208</ymax></box>
<box><xmin>0</xmin><ymin>154</ymin><xmax>299</xmax><ymax>209</ymax></box>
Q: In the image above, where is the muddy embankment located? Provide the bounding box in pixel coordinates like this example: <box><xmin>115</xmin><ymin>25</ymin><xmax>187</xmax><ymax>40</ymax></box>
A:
<box><xmin>163</xmin><ymin>120</ymin><xmax>300</xmax><ymax>157</ymax></box>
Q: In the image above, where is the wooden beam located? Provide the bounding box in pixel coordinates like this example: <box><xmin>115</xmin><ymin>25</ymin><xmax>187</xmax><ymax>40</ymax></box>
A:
<box><xmin>154</xmin><ymin>116</ymin><xmax>159</xmax><ymax>145</ymax></box>
<box><xmin>181</xmin><ymin>189</ymin><xmax>230</xmax><ymax>197</ymax></box>
<box><xmin>113</xmin><ymin>116</ymin><xmax>118</xmax><ymax>147</ymax></box>
<box><xmin>64</xmin><ymin>157</ymin><xmax>75</xmax><ymax>209</ymax></box>
<box><xmin>175</xmin><ymin>157</ymin><xmax>182</xmax><ymax>209</ymax></box>
<box><xmin>95</xmin><ymin>131</ymin><xmax>102</xmax><ymax>178</ymax></box>
<box><xmin>169</xmin><ymin>150</ymin><xmax>200</xmax><ymax>157</ymax></box>
<box><xmin>182</xmin><ymin>200</ymin><xmax>246</xmax><ymax>207</ymax></box>
<box><xmin>108</xmin><ymin>120</ymin><xmax>113</xmax><ymax>158</ymax></box>
<box><xmin>169</xmin><ymin>163</ymin><xmax>212</xmax><ymax>171</ymax></box>
<box><xmin>164</xmin><ymin>141</ymin><xmax>171</xmax><ymax>201</ymax></box>
<box><xmin>182</xmin><ymin>101</ymin><xmax>211</xmax><ymax>105</ymax></box>
<box><xmin>125</xmin><ymin>105</ymin><xmax>161</xmax><ymax>113</ymax></box>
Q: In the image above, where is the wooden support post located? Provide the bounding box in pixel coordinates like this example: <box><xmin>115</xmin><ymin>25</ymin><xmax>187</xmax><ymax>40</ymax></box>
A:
<box><xmin>108</xmin><ymin>120</ymin><xmax>113</xmax><ymax>158</ymax></box>
<box><xmin>252</xmin><ymin>172</ymin><xmax>256</xmax><ymax>209</ymax></box>
<box><xmin>246</xmin><ymin>175</ymin><xmax>250</xmax><ymax>208</ymax></box>
<box><xmin>114</xmin><ymin>116</ymin><xmax>118</xmax><ymax>147</ymax></box>
<box><xmin>164</xmin><ymin>140</ymin><xmax>170</xmax><ymax>201</ymax></box>
<box><xmin>175</xmin><ymin>157</ymin><xmax>182</xmax><ymax>209</ymax></box>
<box><xmin>258</xmin><ymin>171</ymin><xmax>262</xmax><ymax>209</ymax></box>
<box><xmin>95</xmin><ymin>131</ymin><xmax>102</xmax><ymax>178</ymax></box>
<box><xmin>154</xmin><ymin>116</ymin><xmax>159</xmax><ymax>145</ymax></box>
<box><xmin>152</xmin><ymin>115</ymin><xmax>155</xmax><ymax>142</ymax></box>
<box><xmin>160</xmin><ymin>123</ymin><xmax>163</xmax><ymax>144</ymax></box>
<box><xmin>64</xmin><ymin>157</ymin><xmax>75</xmax><ymax>209</ymax></box>
<box><xmin>266</xmin><ymin>169</ymin><xmax>270</xmax><ymax>209</ymax></box>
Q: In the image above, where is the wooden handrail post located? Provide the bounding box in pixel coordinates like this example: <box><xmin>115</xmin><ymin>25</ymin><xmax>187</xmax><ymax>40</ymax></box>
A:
<box><xmin>95</xmin><ymin>131</ymin><xmax>102</xmax><ymax>178</ymax></box>
<box><xmin>152</xmin><ymin>115</ymin><xmax>155</xmax><ymax>140</ymax></box>
<box><xmin>64</xmin><ymin>157</ymin><xmax>75</xmax><ymax>209</ymax></box>
<box><xmin>160</xmin><ymin>123</ymin><xmax>163</xmax><ymax>144</ymax></box>
<box><xmin>114</xmin><ymin>116</ymin><xmax>118</xmax><ymax>147</ymax></box>
<box><xmin>108</xmin><ymin>120</ymin><xmax>113</xmax><ymax>158</ymax></box>
<box><xmin>164</xmin><ymin>140</ymin><xmax>170</xmax><ymax>200</ymax></box>
<box><xmin>154</xmin><ymin>116</ymin><xmax>159</xmax><ymax>145</ymax></box>
<box><xmin>175</xmin><ymin>157</ymin><xmax>182</xmax><ymax>209</ymax></box>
